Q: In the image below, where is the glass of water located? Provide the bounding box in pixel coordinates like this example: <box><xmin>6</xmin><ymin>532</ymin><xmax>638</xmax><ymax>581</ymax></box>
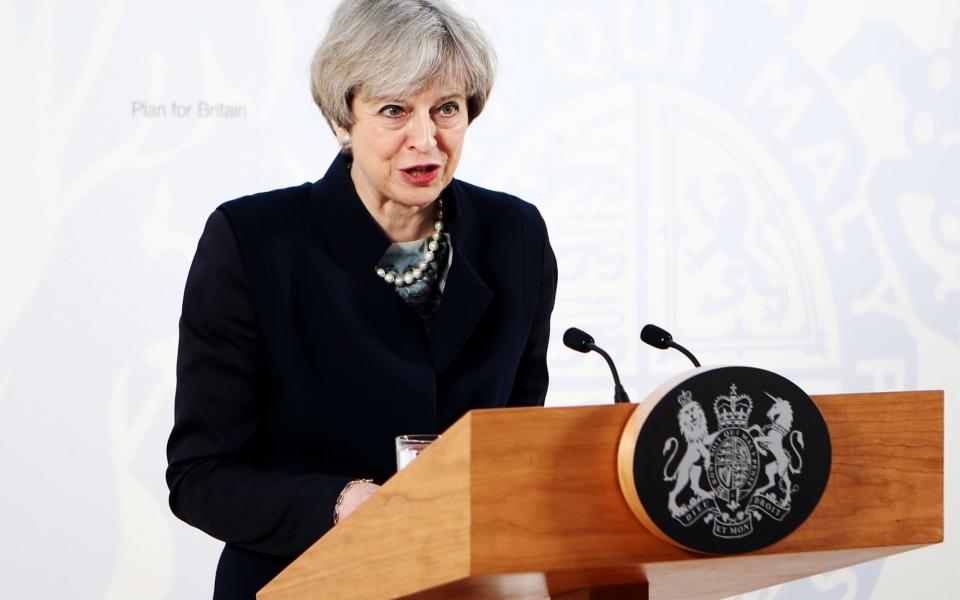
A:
<box><xmin>395</xmin><ymin>434</ymin><xmax>440</xmax><ymax>471</ymax></box>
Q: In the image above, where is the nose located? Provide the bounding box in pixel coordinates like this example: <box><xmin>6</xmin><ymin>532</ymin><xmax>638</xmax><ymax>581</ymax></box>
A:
<box><xmin>406</xmin><ymin>109</ymin><xmax>437</xmax><ymax>153</ymax></box>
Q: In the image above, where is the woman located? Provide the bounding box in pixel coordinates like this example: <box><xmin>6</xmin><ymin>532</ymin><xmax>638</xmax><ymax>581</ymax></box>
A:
<box><xmin>166</xmin><ymin>0</ymin><xmax>557</xmax><ymax>597</ymax></box>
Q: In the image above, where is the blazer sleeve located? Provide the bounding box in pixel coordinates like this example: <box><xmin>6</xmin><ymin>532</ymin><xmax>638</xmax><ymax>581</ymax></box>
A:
<box><xmin>166</xmin><ymin>209</ymin><xmax>352</xmax><ymax>557</ymax></box>
<box><xmin>507</xmin><ymin>206</ymin><xmax>558</xmax><ymax>407</ymax></box>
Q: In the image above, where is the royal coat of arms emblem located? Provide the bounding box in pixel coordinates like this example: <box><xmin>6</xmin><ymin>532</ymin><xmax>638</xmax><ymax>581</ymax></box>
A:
<box><xmin>663</xmin><ymin>385</ymin><xmax>805</xmax><ymax>538</ymax></box>
<box><xmin>619</xmin><ymin>366</ymin><xmax>831</xmax><ymax>554</ymax></box>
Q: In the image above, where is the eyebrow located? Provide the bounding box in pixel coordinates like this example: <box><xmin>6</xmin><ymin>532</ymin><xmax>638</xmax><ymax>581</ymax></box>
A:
<box><xmin>368</xmin><ymin>92</ymin><xmax>465</xmax><ymax>107</ymax></box>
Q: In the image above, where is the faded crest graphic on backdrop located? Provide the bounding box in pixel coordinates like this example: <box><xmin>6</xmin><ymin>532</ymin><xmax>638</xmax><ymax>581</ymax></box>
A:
<box><xmin>488</xmin><ymin>2</ymin><xmax>958</xmax><ymax>598</ymax></box>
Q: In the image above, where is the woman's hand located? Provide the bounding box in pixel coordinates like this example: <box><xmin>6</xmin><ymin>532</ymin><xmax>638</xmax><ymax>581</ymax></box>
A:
<box><xmin>335</xmin><ymin>480</ymin><xmax>381</xmax><ymax>523</ymax></box>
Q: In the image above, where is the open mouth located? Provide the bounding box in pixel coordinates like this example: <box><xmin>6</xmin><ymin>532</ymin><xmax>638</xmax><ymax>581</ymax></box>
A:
<box><xmin>402</xmin><ymin>164</ymin><xmax>440</xmax><ymax>175</ymax></box>
<box><xmin>400</xmin><ymin>164</ymin><xmax>441</xmax><ymax>185</ymax></box>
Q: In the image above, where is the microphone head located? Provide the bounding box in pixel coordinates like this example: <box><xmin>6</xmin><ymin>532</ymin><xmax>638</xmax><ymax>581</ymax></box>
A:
<box><xmin>563</xmin><ymin>327</ymin><xmax>595</xmax><ymax>353</ymax></box>
<box><xmin>640</xmin><ymin>324</ymin><xmax>673</xmax><ymax>350</ymax></box>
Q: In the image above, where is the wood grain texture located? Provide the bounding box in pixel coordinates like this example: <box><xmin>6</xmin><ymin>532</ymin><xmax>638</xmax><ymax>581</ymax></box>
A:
<box><xmin>470</xmin><ymin>405</ymin><xmax>680</xmax><ymax>574</ymax></box>
<box><xmin>552</xmin><ymin>582</ymin><xmax>649</xmax><ymax>600</ymax></box>
<box><xmin>641</xmin><ymin>545</ymin><xmax>924</xmax><ymax>600</ymax></box>
<box><xmin>258</xmin><ymin>390</ymin><xmax>943</xmax><ymax>599</ymax></box>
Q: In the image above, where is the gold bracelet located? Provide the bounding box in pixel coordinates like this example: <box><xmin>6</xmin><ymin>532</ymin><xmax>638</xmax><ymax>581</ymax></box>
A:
<box><xmin>333</xmin><ymin>478</ymin><xmax>374</xmax><ymax>525</ymax></box>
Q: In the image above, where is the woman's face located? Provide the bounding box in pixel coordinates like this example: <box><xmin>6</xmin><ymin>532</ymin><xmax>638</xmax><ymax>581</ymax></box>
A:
<box><xmin>342</xmin><ymin>83</ymin><xmax>468</xmax><ymax>210</ymax></box>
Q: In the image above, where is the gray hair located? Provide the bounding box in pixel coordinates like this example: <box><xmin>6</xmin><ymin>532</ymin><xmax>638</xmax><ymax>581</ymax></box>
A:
<box><xmin>310</xmin><ymin>0</ymin><xmax>497</xmax><ymax>131</ymax></box>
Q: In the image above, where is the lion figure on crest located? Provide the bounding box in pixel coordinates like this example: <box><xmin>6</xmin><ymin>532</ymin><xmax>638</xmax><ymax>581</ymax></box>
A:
<box><xmin>663</xmin><ymin>392</ymin><xmax>717</xmax><ymax>516</ymax></box>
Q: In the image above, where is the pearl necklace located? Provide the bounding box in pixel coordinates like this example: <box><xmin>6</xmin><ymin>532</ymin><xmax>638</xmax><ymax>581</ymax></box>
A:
<box><xmin>375</xmin><ymin>199</ymin><xmax>445</xmax><ymax>288</ymax></box>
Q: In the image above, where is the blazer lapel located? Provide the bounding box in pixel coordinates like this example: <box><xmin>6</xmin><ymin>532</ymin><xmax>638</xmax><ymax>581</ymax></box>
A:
<box><xmin>429</xmin><ymin>181</ymin><xmax>492</xmax><ymax>372</ymax></box>
<box><xmin>305</xmin><ymin>155</ymin><xmax>491</xmax><ymax>372</ymax></box>
<box><xmin>303</xmin><ymin>155</ymin><xmax>428</xmax><ymax>350</ymax></box>
<box><xmin>307</xmin><ymin>154</ymin><xmax>392</xmax><ymax>272</ymax></box>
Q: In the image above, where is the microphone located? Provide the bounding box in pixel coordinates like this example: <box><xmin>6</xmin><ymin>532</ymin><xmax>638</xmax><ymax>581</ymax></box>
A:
<box><xmin>563</xmin><ymin>327</ymin><xmax>631</xmax><ymax>404</ymax></box>
<box><xmin>640</xmin><ymin>324</ymin><xmax>701</xmax><ymax>367</ymax></box>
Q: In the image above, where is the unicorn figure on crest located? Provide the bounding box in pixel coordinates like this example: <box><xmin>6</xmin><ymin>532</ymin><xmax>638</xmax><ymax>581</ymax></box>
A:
<box><xmin>749</xmin><ymin>392</ymin><xmax>804</xmax><ymax>501</ymax></box>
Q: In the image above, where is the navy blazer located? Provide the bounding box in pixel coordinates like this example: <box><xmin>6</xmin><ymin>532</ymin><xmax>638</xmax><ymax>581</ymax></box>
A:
<box><xmin>166</xmin><ymin>154</ymin><xmax>557</xmax><ymax>598</ymax></box>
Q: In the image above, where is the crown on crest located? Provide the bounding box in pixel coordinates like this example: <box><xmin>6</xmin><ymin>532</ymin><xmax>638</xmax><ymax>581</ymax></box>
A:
<box><xmin>713</xmin><ymin>384</ymin><xmax>753</xmax><ymax>428</ymax></box>
<box><xmin>677</xmin><ymin>389</ymin><xmax>694</xmax><ymax>406</ymax></box>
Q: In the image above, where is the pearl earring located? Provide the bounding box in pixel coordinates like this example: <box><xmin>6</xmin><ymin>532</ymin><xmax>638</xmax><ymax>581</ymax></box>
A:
<box><xmin>338</xmin><ymin>133</ymin><xmax>351</xmax><ymax>148</ymax></box>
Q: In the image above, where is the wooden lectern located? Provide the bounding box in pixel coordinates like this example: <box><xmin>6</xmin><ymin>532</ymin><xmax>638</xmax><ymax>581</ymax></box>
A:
<box><xmin>257</xmin><ymin>391</ymin><xmax>942</xmax><ymax>599</ymax></box>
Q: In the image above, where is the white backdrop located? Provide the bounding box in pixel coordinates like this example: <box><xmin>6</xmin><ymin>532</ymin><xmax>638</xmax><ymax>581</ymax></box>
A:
<box><xmin>1</xmin><ymin>1</ymin><xmax>958</xmax><ymax>598</ymax></box>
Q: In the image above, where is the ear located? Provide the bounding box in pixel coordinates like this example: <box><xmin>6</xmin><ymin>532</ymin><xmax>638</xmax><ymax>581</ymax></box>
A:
<box><xmin>329</xmin><ymin>119</ymin><xmax>347</xmax><ymax>138</ymax></box>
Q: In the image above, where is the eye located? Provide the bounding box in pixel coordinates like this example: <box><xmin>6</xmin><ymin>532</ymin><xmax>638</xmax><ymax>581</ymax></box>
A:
<box><xmin>438</xmin><ymin>101</ymin><xmax>460</xmax><ymax>117</ymax></box>
<box><xmin>379</xmin><ymin>104</ymin><xmax>405</xmax><ymax>118</ymax></box>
